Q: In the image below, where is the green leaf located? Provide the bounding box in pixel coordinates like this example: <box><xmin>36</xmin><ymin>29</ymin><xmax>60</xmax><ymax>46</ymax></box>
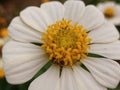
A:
<box><xmin>81</xmin><ymin>64</ymin><xmax>90</xmax><ymax>72</ymax></box>
<box><xmin>59</xmin><ymin>66</ymin><xmax>63</xmax><ymax>77</ymax></box>
<box><xmin>0</xmin><ymin>78</ymin><xmax>18</xmax><ymax>90</ymax></box>
<box><xmin>18</xmin><ymin>81</ymin><xmax>31</xmax><ymax>90</ymax></box>
<box><xmin>32</xmin><ymin>60</ymin><xmax>52</xmax><ymax>80</ymax></box>
<box><xmin>108</xmin><ymin>83</ymin><xmax>120</xmax><ymax>90</ymax></box>
<box><xmin>116</xmin><ymin>26</ymin><xmax>120</xmax><ymax>33</ymax></box>
<box><xmin>87</xmin><ymin>53</ymin><xmax>105</xmax><ymax>58</ymax></box>
<box><xmin>31</xmin><ymin>42</ymin><xmax>43</xmax><ymax>46</ymax></box>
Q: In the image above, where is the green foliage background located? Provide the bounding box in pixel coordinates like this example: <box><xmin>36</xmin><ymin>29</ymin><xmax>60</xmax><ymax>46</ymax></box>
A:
<box><xmin>0</xmin><ymin>0</ymin><xmax>120</xmax><ymax>90</ymax></box>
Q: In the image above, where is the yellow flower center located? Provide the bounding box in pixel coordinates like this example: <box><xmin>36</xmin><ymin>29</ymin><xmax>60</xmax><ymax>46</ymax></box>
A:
<box><xmin>42</xmin><ymin>20</ymin><xmax>91</xmax><ymax>66</ymax></box>
<box><xmin>104</xmin><ymin>7</ymin><xmax>115</xmax><ymax>18</ymax></box>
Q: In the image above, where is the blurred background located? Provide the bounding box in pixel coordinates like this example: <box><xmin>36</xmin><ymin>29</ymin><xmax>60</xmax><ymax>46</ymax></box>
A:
<box><xmin>0</xmin><ymin>0</ymin><xmax>120</xmax><ymax>90</ymax></box>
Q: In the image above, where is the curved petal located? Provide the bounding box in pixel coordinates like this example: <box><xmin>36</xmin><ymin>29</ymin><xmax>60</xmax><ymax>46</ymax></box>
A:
<box><xmin>89</xmin><ymin>41</ymin><xmax>120</xmax><ymax>60</ymax></box>
<box><xmin>8</xmin><ymin>17</ymin><xmax>43</xmax><ymax>43</ymax></box>
<box><xmin>82</xmin><ymin>57</ymin><xmax>120</xmax><ymax>88</ymax></box>
<box><xmin>28</xmin><ymin>65</ymin><xmax>60</xmax><ymax>90</ymax></box>
<box><xmin>20</xmin><ymin>6</ymin><xmax>52</xmax><ymax>32</ymax></box>
<box><xmin>78</xmin><ymin>5</ymin><xmax>105</xmax><ymax>31</ymax></box>
<box><xmin>89</xmin><ymin>22</ymin><xmax>119</xmax><ymax>43</ymax></box>
<box><xmin>41</xmin><ymin>1</ymin><xmax>64</xmax><ymax>23</ymax></box>
<box><xmin>0</xmin><ymin>38</ymin><xmax>5</xmax><ymax>45</ymax></box>
<box><xmin>107</xmin><ymin>17</ymin><xmax>120</xmax><ymax>25</ymax></box>
<box><xmin>73</xmin><ymin>66</ymin><xmax>107</xmax><ymax>90</ymax></box>
<box><xmin>60</xmin><ymin>67</ymin><xmax>79</xmax><ymax>90</ymax></box>
<box><xmin>115</xmin><ymin>5</ymin><xmax>120</xmax><ymax>16</ymax></box>
<box><xmin>2</xmin><ymin>40</ymin><xmax>48</xmax><ymax>84</ymax></box>
<box><xmin>64</xmin><ymin>0</ymin><xmax>85</xmax><ymax>23</ymax></box>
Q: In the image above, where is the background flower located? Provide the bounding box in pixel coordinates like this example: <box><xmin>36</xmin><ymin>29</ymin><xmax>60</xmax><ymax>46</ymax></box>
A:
<box><xmin>97</xmin><ymin>1</ymin><xmax>120</xmax><ymax>26</ymax></box>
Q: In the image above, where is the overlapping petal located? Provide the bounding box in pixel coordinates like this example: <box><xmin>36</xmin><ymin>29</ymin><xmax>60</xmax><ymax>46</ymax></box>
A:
<box><xmin>20</xmin><ymin>6</ymin><xmax>52</xmax><ymax>32</ymax></box>
<box><xmin>78</xmin><ymin>5</ymin><xmax>105</xmax><ymax>31</ymax></box>
<box><xmin>60</xmin><ymin>67</ymin><xmax>79</xmax><ymax>90</ymax></box>
<box><xmin>29</xmin><ymin>65</ymin><xmax>60</xmax><ymax>90</ymax></box>
<box><xmin>82</xmin><ymin>57</ymin><xmax>120</xmax><ymax>88</ymax></box>
<box><xmin>89</xmin><ymin>41</ymin><xmax>120</xmax><ymax>60</ymax></box>
<box><xmin>73</xmin><ymin>66</ymin><xmax>107</xmax><ymax>90</ymax></box>
<box><xmin>89</xmin><ymin>22</ymin><xmax>119</xmax><ymax>43</ymax></box>
<box><xmin>64</xmin><ymin>0</ymin><xmax>85</xmax><ymax>23</ymax></box>
<box><xmin>41</xmin><ymin>1</ymin><xmax>64</xmax><ymax>24</ymax></box>
<box><xmin>2</xmin><ymin>40</ymin><xmax>48</xmax><ymax>84</ymax></box>
<box><xmin>8</xmin><ymin>17</ymin><xmax>43</xmax><ymax>43</ymax></box>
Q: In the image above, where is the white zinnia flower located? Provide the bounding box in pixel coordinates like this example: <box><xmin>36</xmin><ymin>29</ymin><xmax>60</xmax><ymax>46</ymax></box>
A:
<box><xmin>97</xmin><ymin>1</ymin><xmax>120</xmax><ymax>26</ymax></box>
<box><xmin>2</xmin><ymin>0</ymin><xmax>120</xmax><ymax>90</ymax></box>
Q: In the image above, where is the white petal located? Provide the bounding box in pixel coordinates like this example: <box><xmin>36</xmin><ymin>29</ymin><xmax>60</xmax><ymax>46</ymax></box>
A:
<box><xmin>20</xmin><ymin>6</ymin><xmax>52</xmax><ymax>32</ymax></box>
<box><xmin>89</xmin><ymin>22</ymin><xmax>119</xmax><ymax>43</ymax></box>
<box><xmin>115</xmin><ymin>5</ymin><xmax>120</xmax><ymax>17</ymax></box>
<box><xmin>0</xmin><ymin>38</ymin><xmax>5</xmax><ymax>45</ymax></box>
<box><xmin>64</xmin><ymin>0</ymin><xmax>85</xmax><ymax>23</ymax></box>
<box><xmin>97</xmin><ymin>3</ymin><xmax>106</xmax><ymax>12</ymax></box>
<box><xmin>41</xmin><ymin>1</ymin><xmax>64</xmax><ymax>23</ymax></box>
<box><xmin>28</xmin><ymin>65</ymin><xmax>60</xmax><ymax>90</ymax></box>
<box><xmin>82</xmin><ymin>57</ymin><xmax>120</xmax><ymax>88</ymax></box>
<box><xmin>78</xmin><ymin>5</ymin><xmax>105</xmax><ymax>31</ymax></box>
<box><xmin>73</xmin><ymin>66</ymin><xmax>107</xmax><ymax>90</ymax></box>
<box><xmin>60</xmin><ymin>67</ymin><xmax>79</xmax><ymax>90</ymax></box>
<box><xmin>90</xmin><ymin>41</ymin><xmax>120</xmax><ymax>60</ymax></box>
<box><xmin>107</xmin><ymin>17</ymin><xmax>120</xmax><ymax>26</ymax></box>
<box><xmin>8</xmin><ymin>17</ymin><xmax>43</xmax><ymax>43</ymax></box>
<box><xmin>2</xmin><ymin>40</ymin><xmax>48</xmax><ymax>84</ymax></box>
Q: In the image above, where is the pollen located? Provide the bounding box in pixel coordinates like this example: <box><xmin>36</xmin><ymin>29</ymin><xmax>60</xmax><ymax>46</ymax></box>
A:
<box><xmin>42</xmin><ymin>20</ymin><xmax>91</xmax><ymax>66</ymax></box>
<box><xmin>104</xmin><ymin>7</ymin><xmax>115</xmax><ymax>18</ymax></box>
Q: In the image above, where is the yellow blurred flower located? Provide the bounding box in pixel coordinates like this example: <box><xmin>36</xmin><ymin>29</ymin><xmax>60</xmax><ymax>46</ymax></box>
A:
<box><xmin>0</xmin><ymin>59</ymin><xmax>4</xmax><ymax>78</ymax></box>
<box><xmin>41</xmin><ymin>0</ymin><xmax>49</xmax><ymax>3</ymax></box>
<box><xmin>0</xmin><ymin>28</ymin><xmax>8</xmax><ymax>38</ymax></box>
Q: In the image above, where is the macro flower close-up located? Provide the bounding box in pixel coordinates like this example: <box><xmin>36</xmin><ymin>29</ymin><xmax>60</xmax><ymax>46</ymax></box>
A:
<box><xmin>2</xmin><ymin>0</ymin><xmax>120</xmax><ymax>90</ymax></box>
<box><xmin>97</xmin><ymin>1</ymin><xmax>120</xmax><ymax>26</ymax></box>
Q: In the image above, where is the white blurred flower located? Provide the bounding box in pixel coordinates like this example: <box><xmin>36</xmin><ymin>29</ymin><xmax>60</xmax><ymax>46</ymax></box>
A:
<box><xmin>97</xmin><ymin>1</ymin><xmax>120</xmax><ymax>26</ymax></box>
<box><xmin>2</xmin><ymin>0</ymin><xmax>120</xmax><ymax>90</ymax></box>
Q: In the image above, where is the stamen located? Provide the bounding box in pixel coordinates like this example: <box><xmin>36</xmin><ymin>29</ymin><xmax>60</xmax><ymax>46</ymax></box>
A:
<box><xmin>42</xmin><ymin>20</ymin><xmax>91</xmax><ymax>66</ymax></box>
